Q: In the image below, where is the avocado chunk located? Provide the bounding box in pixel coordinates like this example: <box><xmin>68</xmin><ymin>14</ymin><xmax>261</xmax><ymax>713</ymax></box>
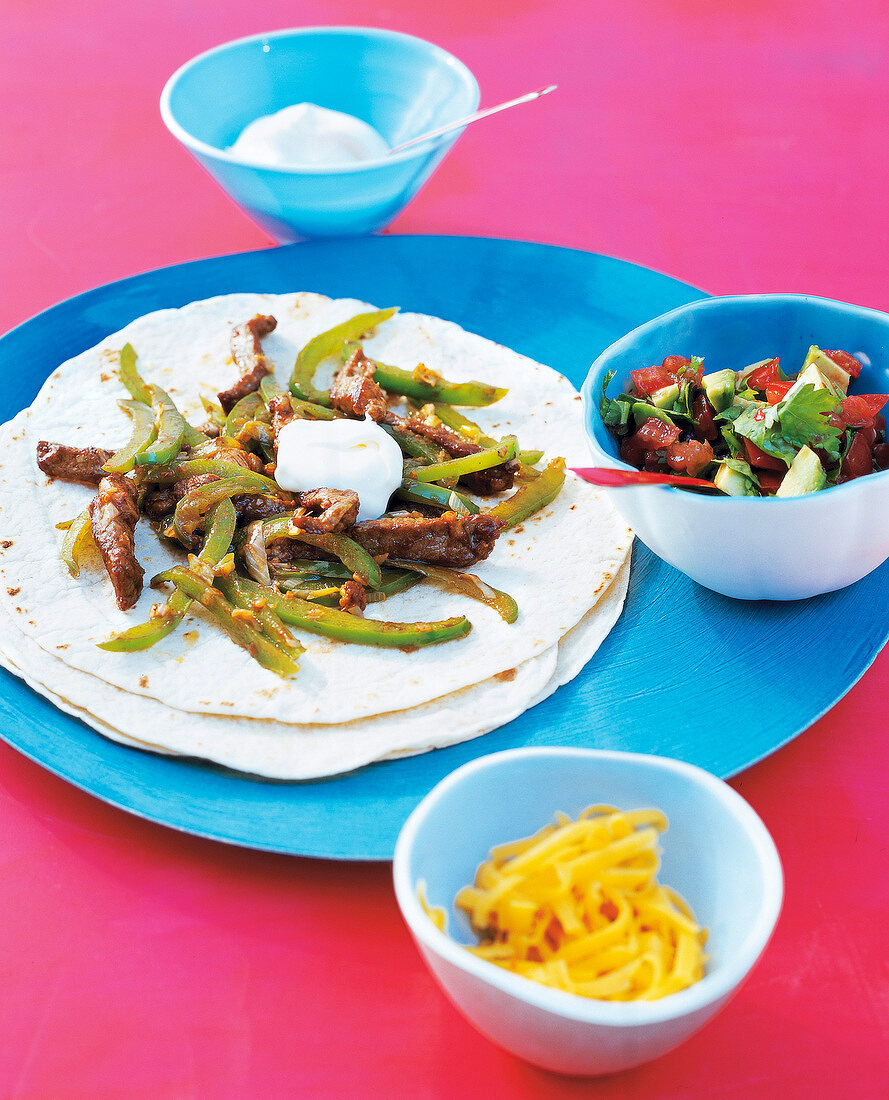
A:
<box><xmin>631</xmin><ymin>400</ymin><xmax>676</xmax><ymax>428</ymax></box>
<box><xmin>702</xmin><ymin>369</ymin><xmax>737</xmax><ymax>413</ymax></box>
<box><xmin>800</xmin><ymin>345</ymin><xmax>851</xmax><ymax>395</ymax></box>
<box><xmin>775</xmin><ymin>445</ymin><xmax>826</xmax><ymax>498</ymax></box>
<box><xmin>781</xmin><ymin>362</ymin><xmax>844</xmax><ymax>404</ymax></box>
<box><xmin>713</xmin><ymin>461</ymin><xmax>758</xmax><ymax>496</ymax></box>
<box><xmin>650</xmin><ymin>382</ymin><xmax>680</xmax><ymax>410</ymax></box>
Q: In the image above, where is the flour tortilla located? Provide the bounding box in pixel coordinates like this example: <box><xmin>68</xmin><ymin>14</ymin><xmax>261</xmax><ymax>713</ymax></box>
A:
<box><xmin>0</xmin><ymin>293</ymin><xmax>632</xmax><ymax>773</ymax></box>
<box><xmin>0</xmin><ymin>560</ymin><xmax>628</xmax><ymax>779</ymax></box>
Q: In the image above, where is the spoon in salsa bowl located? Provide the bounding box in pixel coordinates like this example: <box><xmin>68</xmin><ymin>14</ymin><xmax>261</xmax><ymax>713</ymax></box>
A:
<box><xmin>570</xmin><ymin>466</ymin><xmax>728</xmax><ymax>495</ymax></box>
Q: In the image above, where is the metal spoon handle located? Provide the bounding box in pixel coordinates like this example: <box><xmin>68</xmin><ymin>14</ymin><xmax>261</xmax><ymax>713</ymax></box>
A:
<box><xmin>388</xmin><ymin>85</ymin><xmax>557</xmax><ymax>155</ymax></box>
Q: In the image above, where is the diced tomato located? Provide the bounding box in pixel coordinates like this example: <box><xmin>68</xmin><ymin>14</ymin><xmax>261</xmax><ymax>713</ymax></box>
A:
<box><xmin>692</xmin><ymin>393</ymin><xmax>719</xmax><ymax>441</ymax></box>
<box><xmin>741</xmin><ymin>437</ymin><xmax>786</xmax><ymax>471</ymax></box>
<box><xmin>765</xmin><ymin>380</ymin><xmax>794</xmax><ymax>404</ymax></box>
<box><xmin>661</xmin><ymin>355</ymin><xmax>703</xmax><ymax>385</ymax></box>
<box><xmin>633</xmin><ymin>417</ymin><xmax>682</xmax><ymax>450</ymax></box>
<box><xmin>874</xmin><ymin>442</ymin><xmax>889</xmax><ymax>469</ymax></box>
<box><xmin>823</xmin><ymin>349</ymin><xmax>863</xmax><ymax>379</ymax></box>
<box><xmin>837</xmin><ymin>394</ymin><xmax>888</xmax><ymax>428</ymax></box>
<box><xmin>665</xmin><ymin>439</ymin><xmax>714</xmax><ymax>477</ymax></box>
<box><xmin>630</xmin><ymin>365</ymin><xmax>678</xmax><ymax>397</ymax></box>
<box><xmin>745</xmin><ymin>358</ymin><xmax>782</xmax><ymax>392</ymax></box>
<box><xmin>838</xmin><ymin>430</ymin><xmax>873</xmax><ymax>482</ymax></box>
<box><xmin>756</xmin><ymin>470</ymin><xmax>784</xmax><ymax>495</ymax></box>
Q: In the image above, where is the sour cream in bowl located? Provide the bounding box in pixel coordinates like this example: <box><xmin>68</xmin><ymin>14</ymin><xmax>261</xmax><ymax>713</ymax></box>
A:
<box><xmin>160</xmin><ymin>27</ymin><xmax>479</xmax><ymax>240</ymax></box>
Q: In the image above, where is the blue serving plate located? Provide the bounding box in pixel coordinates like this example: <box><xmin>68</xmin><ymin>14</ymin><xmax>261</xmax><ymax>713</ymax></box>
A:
<box><xmin>1</xmin><ymin>236</ymin><xmax>885</xmax><ymax>859</ymax></box>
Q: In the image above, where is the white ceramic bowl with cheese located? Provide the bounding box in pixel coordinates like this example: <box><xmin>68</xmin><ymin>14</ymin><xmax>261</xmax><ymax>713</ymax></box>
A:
<box><xmin>582</xmin><ymin>294</ymin><xmax>889</xmax><ymax>600</ymax></box>
<box><xmin>393</xmin><ymin>747</ymin><xmax>783</xmax><ymax>1077</ymax></box>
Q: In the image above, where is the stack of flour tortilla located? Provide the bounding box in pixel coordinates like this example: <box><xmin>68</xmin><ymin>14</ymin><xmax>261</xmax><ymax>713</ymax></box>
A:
<box><xmin>0</xmin><ymin>293</ymin><xmax>633</xmax><ymax>779</ymax></box>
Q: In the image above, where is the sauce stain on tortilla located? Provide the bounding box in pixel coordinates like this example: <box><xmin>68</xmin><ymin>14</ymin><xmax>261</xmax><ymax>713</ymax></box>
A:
<box><xmin>495</xmin><ymin>668</ymin><xmax>517</xmax><ymax>682</ymax></box>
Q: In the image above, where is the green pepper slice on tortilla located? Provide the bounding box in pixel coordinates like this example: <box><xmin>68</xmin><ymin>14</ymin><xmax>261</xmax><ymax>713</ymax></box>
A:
<box><xmin>259</xmin><ymin>516</ymin><xmax>383</xmax><ymax>589</ymax></box>
<box><xmin>145</xmin><ymin>458</ymin><xmax>281</xmax><ymax>493</ymax></box>
<box><xmin>98</xmin><ymin>498</ymin><xmax>237</xmax><ymax>652</ymax></box>
<box><xmin>118</xmin><ymin>345</ymin><xmax>204</xmax><ymax>447</ymax></box>
<box><xmin>102</xmin><ymin>400</ymin><xmax>158</xmax><ymax>474</ymax></box>
<box><xmin>290</xmin><ymin>307</ymin><xmax>398</xmax><ymax>407</ymax></box>
<box><xmin>409</xmin><ymin>436</ymin><xmax>517</xmax><ymax>484</ymax></box>
<box><xmin>215</xmin><ymin>573</ymin><xmax>305</xmax><ymax>658</ymax></box>
<box><xmin>391</xmin><ymin>561</ymin><xmax>518</xmax><ymax>623</ymax></box>
<box><xmin>489</xmin><ymin>457</ymin><xmax>566</xmax><ymax>528</ymax></box>
<box><xmin>152</xmin><ymin>566</ymin><xmax>301</xmax><ymax>678</ymax></box>
<box><xmin>395</xmin><ymin>479</ymin><xmax>480</xmax><ymax>515</ymax></box>
<box><xmin>173</xmin><ymin>475</ymin><xmax>283</xmax><ymax>549</ymax></box>
<box><xmin>232</xmin><ymin>575</ymin><xmax>472</xmax><ymax>648</ymax></box>
<box><xmin>60</xmin><ymin>508</ymin><xmax>95</xmax><ymax>577</ymax></box>
<box><xmin>341</xmin><ymin>347</ymin><xmax>507</xmax><ymax>407</ymax></box>
<box><xmin>134</xmin><ymin>385</ymin><xmax>187</xmax><ymax>466</ymax></box>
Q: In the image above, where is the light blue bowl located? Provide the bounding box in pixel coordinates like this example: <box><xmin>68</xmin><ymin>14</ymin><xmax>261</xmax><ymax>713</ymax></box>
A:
<box><xmin>582</xmin><ymin>294</ymin><xmax>889</xmax><ymax>599</ymax></box>
<box><xmin>160</xmin><ymin>27</ymin><xmax>479</xmax><ymax>240</ymax></box>
<box><xmin>393</xmin><ymin>747</ymin><xmax>783</xmax><ymax>1077</ymax></box>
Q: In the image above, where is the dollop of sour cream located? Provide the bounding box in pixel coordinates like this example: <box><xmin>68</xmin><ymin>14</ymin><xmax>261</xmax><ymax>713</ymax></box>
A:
<box><xmin>274</xmin><ymin>417</ymin><xmax>403</xmax><ymax>522</ymax></box>
<box><xmin>227</xmin><ymin>103</ymin><xmax>389</xmax><ymax>168</ymax></box>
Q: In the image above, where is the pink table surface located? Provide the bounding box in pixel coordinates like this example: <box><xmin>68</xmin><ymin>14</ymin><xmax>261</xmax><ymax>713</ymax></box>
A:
<box><xmin>2</xmin><ymin>2</ymin><xmax>888</xmax><ymax>1096</ymax></box>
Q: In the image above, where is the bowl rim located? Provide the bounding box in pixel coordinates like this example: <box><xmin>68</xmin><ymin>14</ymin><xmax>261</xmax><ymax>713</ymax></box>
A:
<box><xmin>580</xmin><ymin>291</ymin><xmax>889</xmax><ymax>503</ymax></box>
<box><xmin>159</xmin><ymin>25</ymin><xmax>481</xmax><ymax>174</ymax></box>
<box><xmin>393</xmin><ymin>746</ymin><xmax>784</xmax><ymax>1027</ymax></box>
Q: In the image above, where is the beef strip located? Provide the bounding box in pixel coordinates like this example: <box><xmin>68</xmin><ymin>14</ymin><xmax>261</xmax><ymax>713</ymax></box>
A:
<box><xmin>217</xmin><ymin>314</ymin><xmax>277</xmax><ymax>414</ymax></box>
<box><xmin>88</xmin><ymin>474</ymin><xmax>144</xmax><ymax>610</ymax></box>
<box><xmin>348</xmin><ymin>512</ymin><xmax>505</xmax><ymax>568</ymax></box>
<box><xmin>401</xmin><ymin>413</ymin><xmax>518</xmax><ymax>494</ymax></box>
<box><xmin>36</xmin><ymin>441</ymin><xmax>113</xmax><ymax>485</ymax></box>
<box><xmin>290</xmin><ymin>487</ymin><xmax>360</xmax><ymax>533</ymax></box>
<box><xmin>141</xmin><ymin>471</ymin><xmax>290</xmax><ymax>525</ymax></box>
<box><xmin>328</xmin><ymin>347</ymin><xmax>390</xmax><ymax>421</ymax></box>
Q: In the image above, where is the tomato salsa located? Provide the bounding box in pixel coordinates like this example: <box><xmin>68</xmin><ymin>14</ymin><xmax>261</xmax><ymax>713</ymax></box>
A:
<box><xmin>600</xmin><ymin>347</ymin><xmax>889</xmax><ymax>496</ymax></box>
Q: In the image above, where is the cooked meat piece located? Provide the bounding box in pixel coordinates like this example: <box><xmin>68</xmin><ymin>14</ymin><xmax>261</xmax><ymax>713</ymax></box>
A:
<box><xmin>268</xmin><ymin>392</ymin><xmax>295</xmax><ymax>444</ymax></box>
<box><xmin>329</xmin><ymin>347</ymin><xmax>390</xmax><ymax>421</ymax></box>
<box><xmin>142</xmin><ymin>487</ymin><xmax>177</xmax><ymax>521</ymax></box>
<box><xmin>233</xmin><ymin>494</ymin><xmax>290</xmax><ymax>523</ymax></box>
<box><xmin>339</xmin><ymin>579</ymin><xmax>367</xmax><ymax>614</ymax></box>
<box><xmin>174</xmin><ymin>473</ymin><xmax>218</xmax><ymax>497</ymax></box>
<box><xmin>193</xmin><ymin>439</ymin><xmax>258</xmax><ymax>470</ymax></box>
<box><xmin>217</xmin><ymin>314</ymin><xmax>277</xmax><ymax>414</ymax></box>
<box><xmin>88</xmin><ymin>474</ymin><xmax>144</xmax><ymax>611</ymax></box>
<box><xmin>36</xmin><ymin>441</ymin><xmax>113</xmax><ymax>485</ymax></box>
<box><xmin>348</xmin><ymin>512</ymin><xmax>505</xmax><ymax>568</ymax></box>
<box><xmin>290</xmin><ymin>487</ymin><xmax>360</xmax><ymax>533</ymax></box>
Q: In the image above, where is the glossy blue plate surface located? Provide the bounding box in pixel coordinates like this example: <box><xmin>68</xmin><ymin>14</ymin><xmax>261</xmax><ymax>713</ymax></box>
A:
<box><xmin>1</xmin><ymin>236</ymin><xmax>886</xmax><ymax>859</ymax></box>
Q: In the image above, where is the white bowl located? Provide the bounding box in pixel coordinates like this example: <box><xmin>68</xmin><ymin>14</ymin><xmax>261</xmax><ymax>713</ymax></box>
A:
<box><xmin>393</xmin><ymin>748</ymin><xmax>783</xmax><ymax>1077</ymax></box>
<box><xmin>581</xmin><ymin>294</ymin><xmax>889</xmax><ymax>600</ymax></box>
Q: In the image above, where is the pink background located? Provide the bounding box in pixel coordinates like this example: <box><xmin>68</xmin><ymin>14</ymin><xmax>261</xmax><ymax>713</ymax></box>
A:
<box><xmin>2</xmin><ymin>1</ymin><xmax>888</xmax><ymax>1096</ymax></box>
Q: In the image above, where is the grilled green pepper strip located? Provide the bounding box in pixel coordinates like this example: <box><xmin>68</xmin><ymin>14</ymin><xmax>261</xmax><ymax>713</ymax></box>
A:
<box><xmin>430</xmin><ymin>404</ymin><xmax>496</xmax><ymax>446</ymax></box>
<box><xmin>260</xmin><ymin>516</ymin><xmax>382</xmax><ymax>588</ymax></box>
<box><xmin>275</xmin><ymin>567</ymin><xmax>421</xmax><ymax>605</ymax></box>
<box><xmin>259</xmin><ymin>375</ymin><xmax>285</xmax><ymax>403</ymax></box>
<box><xmin>344</xmin><ymin>345</ymin><xmax>507</xmax><ymax>407</ymax></box>
<box><xmin>233</xmin><ymin>575</ymin><xmax>471</xmax><ymax>648</ymax></box>
<box><xmin>134</xmin><ymin>385</ymin><xmax>187</xmax><ymax>466</ymax></box>
<box><xmin>410</xmin><ymin>436</ymin><xmax>517</xmax><ymax>484</ymax></box>
<box><xmin>395</xmin><ymin>479</ymin><xmax>480</xmax><ymax>515</ymax></box>
<box><xmin>260</xmin><ymin>375</ymin><xmax>342</xmax><ymax>421</ymax></box>
<box><xmin>173</xmin><ymin>475</ymin><xmax>280</xmax><ymax>548</ymax></box>
<box><xmin>489</xmin><ymin>457</ymin><xmax>566</xmax><ymax>528</ymax></box>
<box><xmin>380</xmin><ymin>423</ymin><xmax>449</xmax><ymax>466</ymax></box>
<box><xmin>119</xmin><ymin>343</ymin><xmax>152</xmax><ymax>405</ymax></box>
<box><xmin>151</xmin><ymin>567</ymin><xmax>300</xmax><ymax>678</ymax></box>
<box><xmin>102</xmin><ymin>400</ymin><xmax>158</xmax><ymax>474</ymax></box>
<box><xmin>215</xmin><ymin>574</ymin><xmax>305</xmax><ymax>658</ymax></box>
<box><xmin>119</xmin><ymin>345</ymin><xmax>204</xmax><ymax>447</ymax></box>
<box><xmin>98</xmin><ymin>499</ymin><xmax>238</xmax><ymax>652</ymax></box>
<box><xmin>392</xmin><ymin>560</ymin><xmax>518</xmax><ymax>623</ymax></box>
<box><xmin>60</xmin><ymin>508</ymin><xmax>95</xmax><ymax>576</ymax></box>
<box><xmin>224</xmin><ymin>391</ymin><xmax>267</xmax><ymax>438</ymax></box>
<box><xmin>290</xmin><ymin>307</ymin><xmax>398</xmax><ymax>406</ymax></box>
<box><xmin>364</xmin><ymin>569</ymin><xmax>423</xmax><ymax>603</ymax></box>
<box><xmin>144</xmin><ymin>458</ymin><xmax>281</xmax><ymax>492</ymax></box>
<box><xmin>271</xmin><ymin>560</ymin><xmax>356</xmax><ymax>581</ymax></box>
<box><xmin>200</xmin><ymin>394</ymin><xmax>226</xmax><ymax>430</ymax></box>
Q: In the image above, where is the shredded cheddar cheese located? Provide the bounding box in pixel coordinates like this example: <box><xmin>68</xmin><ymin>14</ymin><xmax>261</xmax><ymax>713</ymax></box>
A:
<box><xmin>430</xmin><ymin>806</ymin><xmax>708</xmax><ymax>1001</ymax></box>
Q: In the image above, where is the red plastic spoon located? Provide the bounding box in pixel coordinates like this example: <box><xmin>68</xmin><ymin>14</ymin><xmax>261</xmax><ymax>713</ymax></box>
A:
<box><xmin>570</xmin><ymin>467</ymin><xmax>727</xmax><ymax>494</ymax></box>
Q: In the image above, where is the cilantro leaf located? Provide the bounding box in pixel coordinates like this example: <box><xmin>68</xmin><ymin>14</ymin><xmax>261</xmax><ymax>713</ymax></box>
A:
<box><xmin>776</xmin><ymin>384</ymin><xmax>843</xmax><ymax>462</ymax></box>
